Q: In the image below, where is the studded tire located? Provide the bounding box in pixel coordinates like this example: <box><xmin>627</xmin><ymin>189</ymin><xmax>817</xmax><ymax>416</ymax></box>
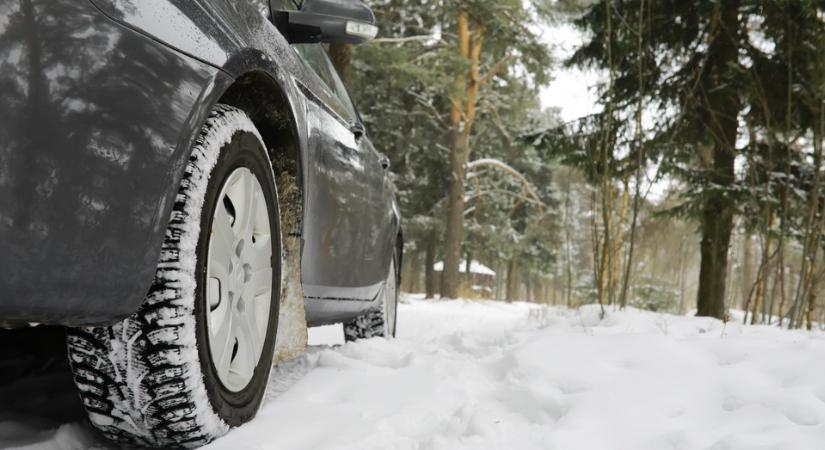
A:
<box><xmin>66</xmin><ymin>105</ymin><xmax>281</xmax><ymax>448</ymax></box>
<box><xmin>343</xmin><ymin>250</ymin><xmax>399</xmax><ymax>342</ymax></box>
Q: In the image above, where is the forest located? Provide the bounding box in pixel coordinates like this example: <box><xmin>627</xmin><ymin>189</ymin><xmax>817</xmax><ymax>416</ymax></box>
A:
<box><xmin>329</xmin><ymin>0</ymin><xmax>825</xmax><ymax>329</ymax></box>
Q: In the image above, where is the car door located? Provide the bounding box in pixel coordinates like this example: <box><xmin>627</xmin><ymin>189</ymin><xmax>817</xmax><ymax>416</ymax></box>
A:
<box><xmin>291</xmin><ymin>43</ymin><xmax>390</xmax><ymax>302</ymax></box>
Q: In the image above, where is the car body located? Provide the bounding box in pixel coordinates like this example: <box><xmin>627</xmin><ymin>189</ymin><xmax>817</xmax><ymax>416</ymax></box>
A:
<box><xmin>0</xmin><ymin>0</ymin><xmax>400</xmax><ymax>328</ymax></box>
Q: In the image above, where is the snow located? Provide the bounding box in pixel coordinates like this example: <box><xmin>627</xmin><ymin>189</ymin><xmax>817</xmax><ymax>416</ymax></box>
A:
<box><xmin>4</xmin><ymin>295</ymin><xmax>825</xmax><ymax>449</ymax></box>
<box><xmin>433</xmin><ymin>260</ymin><xmax>496</xmax><ymax>276</ymax></box>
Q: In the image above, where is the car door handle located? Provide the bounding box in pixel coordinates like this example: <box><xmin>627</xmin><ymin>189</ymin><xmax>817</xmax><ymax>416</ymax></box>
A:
<box><xmin>350</xmin><ymin>122</ymin><xmax>366</xmax><ymax>141</ymax></box>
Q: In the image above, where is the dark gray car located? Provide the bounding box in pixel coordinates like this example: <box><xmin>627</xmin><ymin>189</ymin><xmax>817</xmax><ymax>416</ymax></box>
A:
<box><xmin>0</xmin><ymin>0</ymin><xmax>401</xmax><ymax>447</ymax></box>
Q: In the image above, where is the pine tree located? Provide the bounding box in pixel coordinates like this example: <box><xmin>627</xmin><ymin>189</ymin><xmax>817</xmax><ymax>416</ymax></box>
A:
<box><xmin>558</xmin><ymin>0</ymin><xmax>778</xmax><ymax>319</ymax></box>
<box><xmin>350</xmin><ymin>0</ymin><xmax>554</xmax><ymax>300</ymax></box>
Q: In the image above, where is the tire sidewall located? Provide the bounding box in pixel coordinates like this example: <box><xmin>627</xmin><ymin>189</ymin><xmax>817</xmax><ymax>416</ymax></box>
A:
<box><xmin>194</xmin><ymin>131</ymin><xmax>281</xmax><ymax>426</ymax></box>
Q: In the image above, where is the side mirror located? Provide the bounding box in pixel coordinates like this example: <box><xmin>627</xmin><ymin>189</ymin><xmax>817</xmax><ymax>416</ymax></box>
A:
<box><xmin>272</xmin><ymin>0</ymin><xmax>378</xmax><ymax>45</ymax></box>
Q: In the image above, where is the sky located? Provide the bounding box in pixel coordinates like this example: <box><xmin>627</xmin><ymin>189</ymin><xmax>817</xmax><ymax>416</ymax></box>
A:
<box><xmin>538</xmin><ymin>23</ymin><xmax>601</xmax><ymax>123</ymax></box>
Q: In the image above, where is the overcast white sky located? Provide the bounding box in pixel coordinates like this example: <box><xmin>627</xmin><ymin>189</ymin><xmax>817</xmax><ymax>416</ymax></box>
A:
<box><xmin>537</xmin><ymin>23</ymin><xmax>601</xmax><ymax>123</ymax></box>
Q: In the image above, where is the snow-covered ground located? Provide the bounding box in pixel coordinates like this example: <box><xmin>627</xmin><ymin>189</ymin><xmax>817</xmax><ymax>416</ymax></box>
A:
<box><xmin>3</xmin><ymin>295</ymin><xmax>825</xmax><ymax>449</ymax></box>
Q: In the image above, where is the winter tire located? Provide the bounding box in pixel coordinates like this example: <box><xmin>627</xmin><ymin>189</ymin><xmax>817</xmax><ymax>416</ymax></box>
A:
<box><xmin>66</xmin><ymin>105</ymin><xmax>281</xmax><ymax>448</ymax></box>
<box><xmin>343</xmin><ymin>250</ymin><xmax>399</xmax><ymax>341</ymax></box>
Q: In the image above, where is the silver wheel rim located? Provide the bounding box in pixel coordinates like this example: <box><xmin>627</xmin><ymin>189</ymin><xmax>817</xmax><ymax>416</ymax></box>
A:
<box><xmin>384</xmin><ymin>259</ymin><xmax>398</xmax><ymax>337</ymax></box>
<box><xmin>206</xmin><ymin>167</ymin><xmax>273</xmax><ymax>392</ymax></box>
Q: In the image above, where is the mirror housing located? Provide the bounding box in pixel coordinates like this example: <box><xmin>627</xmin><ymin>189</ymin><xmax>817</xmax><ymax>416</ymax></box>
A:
<box><xmin>272</xmin><ymin>0</ymin><xmax>378</xmax><ymax>45</ymax></box>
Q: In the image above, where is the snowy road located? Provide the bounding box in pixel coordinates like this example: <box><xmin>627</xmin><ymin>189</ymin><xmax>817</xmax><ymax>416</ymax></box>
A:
<box><xmin>3</xmin><ymin>296</ymin><xmax>825</xmax><ymax>449</ymax></box>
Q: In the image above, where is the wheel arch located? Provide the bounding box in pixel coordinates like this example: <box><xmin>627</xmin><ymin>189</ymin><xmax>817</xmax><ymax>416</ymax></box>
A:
<box><xmin>216</xmin><ymin>71</ymin><xmax>304</xmax><ymax>201</ymax></box>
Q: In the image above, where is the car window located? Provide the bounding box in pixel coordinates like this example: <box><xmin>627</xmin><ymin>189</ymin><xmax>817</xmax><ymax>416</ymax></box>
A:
<box><xmin>293</xmin><ymin>44</ymin><xmax>358</xmax><ymax>120</ymax></box>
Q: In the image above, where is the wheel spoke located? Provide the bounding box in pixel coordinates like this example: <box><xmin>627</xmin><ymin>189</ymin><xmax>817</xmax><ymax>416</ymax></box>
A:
<box><xmin>234</xmin><ymin>171</ymin><xmax>257</xmax><ymax>238</ymax></box>
<box><xmin>230</xmin><ymin>310</ymin><xmax>259</xmax><ymax>381</ymax></box>
<box><xmin>249</xmin><ymin>235</ymin><xmax>273</xmax><ymax>269</ymax></box>
<box><xmin>246</xmin><ymin>267</ymin><xmax>273</xmax><ymax>298</ymax></box>
<box><xmin>210</xmin><ymin>306</ymin><xmax>234</xmax><ymax>380</ymax></box>
<box><xmin>210</xmin><ymin>207</ymin><xmax>235</xmax><ymax>279</ymax></box>
<box><xmin>239</xmin><ymin>307</ymin><xmax>262</xmax><ymax>354</ymax></box>
<box><xmin>252</xmin><ymin>189</ymin><xmax>268</xmax><ymax>235</ymax></box>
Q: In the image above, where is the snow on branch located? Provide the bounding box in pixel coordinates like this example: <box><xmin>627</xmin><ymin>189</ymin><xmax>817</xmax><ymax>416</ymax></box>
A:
<box><xmin>372</xmin><ymin>35</ymin><xmax>440</xmax><ymax>44</ymax></box>
<box><xmin>466</xmin><ymin>158</ymin><xmax>545</xmax><ymax>211</ymax></box>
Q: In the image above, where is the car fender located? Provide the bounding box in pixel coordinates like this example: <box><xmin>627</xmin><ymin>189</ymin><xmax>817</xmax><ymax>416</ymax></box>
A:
<box><xmin>89</xmin><ymin>0</ymin><xmax>312</xmax><ymax>229</ymax></box>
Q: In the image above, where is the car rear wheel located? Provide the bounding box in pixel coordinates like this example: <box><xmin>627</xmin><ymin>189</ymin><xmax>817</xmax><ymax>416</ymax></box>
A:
<box><xmin>66</xmin><ymin>105</ymin><xmax>280</xmax><ymax>448</ymax></box>
<box><xmin>343</xmin><ymin>251</ymin><xmax>399</xmax><ymax>341</ymax></box>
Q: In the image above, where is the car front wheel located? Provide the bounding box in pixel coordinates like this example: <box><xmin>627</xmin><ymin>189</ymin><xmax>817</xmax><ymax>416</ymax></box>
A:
<box><xmin>66</xmin><ymin>105</ymin><xmax>280</xmax><ymax>448</ymax></box>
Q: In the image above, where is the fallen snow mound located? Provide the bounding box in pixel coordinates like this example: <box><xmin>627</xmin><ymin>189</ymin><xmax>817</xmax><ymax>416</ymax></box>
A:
<box><xmin>4</xmin><ymin>296</ymin><xmax>825</xmax><ymax>449</ymax></box>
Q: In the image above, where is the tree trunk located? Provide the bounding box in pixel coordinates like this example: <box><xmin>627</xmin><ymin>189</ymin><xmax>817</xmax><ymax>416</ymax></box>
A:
<box><xmin>789</xmin><ymin>98</ymin><xmax>824</xmax><ymax>328</ymax></box>
<box><xmin>776</xmin><ymin>255</ymin><xmax>787</xmax><ymax>325</ymax></box>
<box><xmin>806</xmin><ymin>290</ymin><xmax>817</xmax><ymax>331</ymax></box>
<box><xmin>774</xmin><ymin>8</ymin><xmax>795</xmax><ymax>326</ymax></box>
<box><xmin>611</xmin><ymin>180</ymin><xmax>629</xmax><ymax>305</ymax></box>
<box><xmin>525</xmin><ymin>275</ymin><xmax>532</xmax><ymax>303</ymax></box>
<box><xmin>767</xmin><ymin>260</ymin><xmax>780</xmax><ymax>325</ymax></box>
<box><xmin>696</xmin><ymin>153</ymin><xmax>736</xmax><ymax>319</ymax></box>
<box><xmin>696</xmin><ymin>199</ymin><xmax>733</xmax><ymax>319</ymax></box>
<box><xmin>440</xmin><ymin>12</ymin><xmax>482</xmax><ymax>299</ymax></box>
<box><xmin>695</xmin><ymin>0</ymin><xmax>741</xmax><ymax>319</ymax></box>
<box><xmin>495</xmin><ymin>262</ymin><xmax>504</xmax><ymax>300</ymax></box>
<box><xmin>741</xmin><ymin>233</ymin><xmax>754</xmax><ymax>316</ymax></box>
<box><xmin>424</xmin><ymin>230</ymin><xmax>437</xmax><ymax>299</ymax></box>
<box><xmin>505</xmin><ymin>260</ymin><xmax>517</xmax><ymax>302</ymax></box>
<box><xmin>620</xmin><ymin>175</ymin><xmax>641</xmax><ymax>309</ymax></box>
<box><xmin>598</xmin><ymin>185</ymin><xmax>613</xmax><ymax>309</ymax></box>
<box><xmin>441</xmin><ymin>128</ymin><xmax>468</xmax><ymax>298</ymax></box>
<box><xmin>594</xmin><ymin>0</ymin><xmax>615</xmax><ymax>317</ymax></box>
<box><xmin>752</xmin><ymin>211</ymin><xmax>775</xmax><ymax>325</ymax></box>
<box><xmin>620</xmin><ymin>0</ymin><xmax>646</xmax><ymax>311</ymax></box>
<box><xmin>409</xmin><ymin>251</ymin><xmax>422</xmax><ymax>293</ymax></box>
<box><xmin>678</xmin><ymin>237</ymin><xmax>689</xmax><ymax>314</ymax></box>
<box><xmin>328</xmin><ymin>43</ymin><xmax>353</xmax><ymax>86</ymax></box>
<box><xmin>802</xmin><ymin>104</ymin><xmax>824</xmax><ymax>329</ymax></box>
<box><xmin>563</xmin><ymin>173</ymin><xmax>575</xmax><ymax>308</ymax></box>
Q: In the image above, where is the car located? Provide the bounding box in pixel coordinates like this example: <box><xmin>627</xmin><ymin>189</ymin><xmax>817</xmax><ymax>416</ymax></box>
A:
<box><xmin>0</xmin><ymin>0</ymin><xmax>401</xmax><ymax>447</ymax></box>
